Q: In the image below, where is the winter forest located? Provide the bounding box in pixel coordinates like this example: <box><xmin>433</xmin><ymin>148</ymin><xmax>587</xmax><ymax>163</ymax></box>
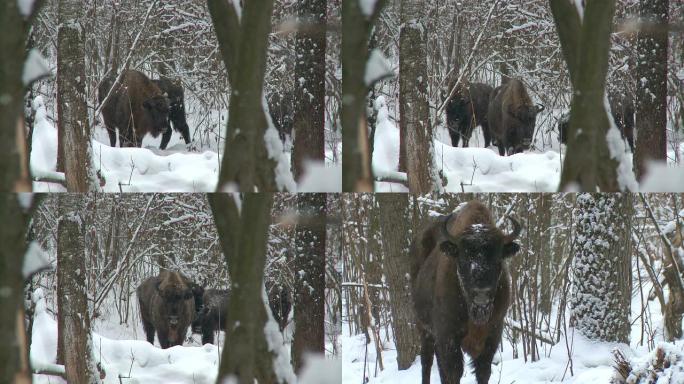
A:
<box><xmin>2</xmin><ymin>193</ymin><xmax>339</xmax><ymax>383</ymax></box>
<box><xmin>341</xmin><ymin>193</ymin><xmax>684</xmax><ymax>383</ymax></box>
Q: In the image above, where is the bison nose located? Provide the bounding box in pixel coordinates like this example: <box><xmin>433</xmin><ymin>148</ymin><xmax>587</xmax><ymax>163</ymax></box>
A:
<box><xmin>522</xmin><ymin>138</ymin><xmax>532</xmax><ymax>146</ymax></box>
<box><xmin>472</xmin><ymin>288</ymin><xmax>492</xmax><ymax>305</ymax></box>
<box><xmin>169</xmin><ymin>316</ymin><xmax>179</xmax><ymax>326</ymax></box>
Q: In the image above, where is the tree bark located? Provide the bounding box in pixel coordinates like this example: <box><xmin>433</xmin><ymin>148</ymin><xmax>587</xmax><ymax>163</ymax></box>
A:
<box><xmin>57</xmin><ymin>194</ymin><xmax>101</xmax><ymax>383</ymax></box>
<box><xmin>552</xmin><ymin>0</ymin><xmax>628</xmax><ymax>191</ymax></box>
<box><xmin>209</xmin><ymin>193</ymin><xmax>281</xmax><ymax>383</ymax></box>
<box><xmin>570</xmin><ymin>193</ymin><xmax>631</xmax><ymax>343</ymax></box>
<box><xmin>376</xmin><ymin>193</ymin><xmax>420</xmax><ymax>370</ymax></box>
<box><xmin>0</xmin><ymin>1</ymin><xmax>40</xmax><ymax>192</ymax></box>
<box><xmin>0</xmin><ymin>195</ymin><xmax>33</xmax><ymax>383</ymax></box>
<box><xmin>292</xmin><ymin>0</ymin><xmax>327</xmax><ymax>181</ymax></box>
<box><xmin>292</xmin><ymin>194</ymin><xmax>326</xmax><ymax>372</ymax></box>
<box><xmin>341</xmin><ymin>0</ymin><xmax>386</xmax><ymax>191</ymax></box>
<box><xmin>57</xmin><ymin>0</ymin><xmax>96</xmax><ymax>192</ymax></box>
<box><xmin>208</xmin><ymin>0</ymin><xmax>283</xmax><ymax>192</ymax></box>
<box><xmin>399</xmin><ymin>0</ymin><xmax>433</xmax><ymax>193</ymax></box>
<box><xmin>634</xmin><ymin>0</ymin><xmax>669</xmax><ymax>179</ymax></box>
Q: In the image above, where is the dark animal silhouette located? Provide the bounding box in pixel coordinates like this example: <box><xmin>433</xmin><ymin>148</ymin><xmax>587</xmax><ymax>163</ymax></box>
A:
<box><xmin>196</xmin><ymin>283</ymin><xmax>292</xmax><ymax>345</ymax></box>
<box><xmin>558</xmin><ymin>92</ymin><xmax>634</xmax><ymax>151</ymax></box>
<box><xmin>445</xmin><ymin>82</ymin><xmax>494</xmax><ymax>148</ymax></box>
<box><xmin>153</xmin><ymin>77</ymin><xmax>191</xmax><ymax>149</ymax></box>
<box><xmin>411</xmin><ymin>200</ymin><xmax>521</xmax><ymax>384</ymax></box>
<box><xmin>266</xmin><ymin>281</ymin><xmax>291</xmax><ymax>332</ymax></box>
<box><xmin>99</xmin><ymin>70</ymin><xmax>170</xmax><ymax>148</ymax></box>
<box><xmin>137</xmin><ymin>270</ymin><xmax>196</xmax><ymax>348</ymax></box>
<box><xmin>488</xmin><ymin>79</ymin><xmax>544</xmax><ymax>156</ymax></box>
<box><xmin>267</xmin><ymin>91</ymin><xmax>294</xmax><ymax>142</ymax></box>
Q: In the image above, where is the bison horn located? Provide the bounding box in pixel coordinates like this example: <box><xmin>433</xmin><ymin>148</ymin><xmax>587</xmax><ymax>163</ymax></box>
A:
<box><xmin>503</xmin><ymin>216</ymin><xmax>521</xmax><ymax>243</ymax></box>
<box><xmin>536</xmin><ymin>103</ymin><xmax>545</xmax><ymax>112</ymax></box>
<box><xmin>441</xmin><ymin>214</ymin><xmax>459</xmax><ymax>243</ymax></box>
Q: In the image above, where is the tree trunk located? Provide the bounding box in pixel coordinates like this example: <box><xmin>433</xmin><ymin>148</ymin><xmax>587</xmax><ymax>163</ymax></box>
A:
<box><xmin>208</xmin><ymin>0</ymin><xmax>282</xmax><ymax>192</ymax></box>
<box><xmin>0</xmin><ymin>195</ymin><xmax>33</xmax><ymax>383</ymax></box>
<box><xmin>341</xmin><ymin>0</ymin><xmax>385</xmax><ymax>191</ymax></box>
<box><xmin>292</xmin><ymin>194</ymin><xmax>326</xmax><ymax>372</ymax></box>
<box><xmin>552</xmin><ymin>0</ymin><xmax>629</xmax><ymax>191</ymax></box>
<box><xmin>292</xmin><ymin>0</ymin><xmax>327</xmax><ymax>181</ymax></box>
<box><xmin>570</xmin><ymin>193</ymin><xmax>631</xmax><ymax>343</ymax></box>
<box><xmin>399</xmin><ymin>0</ymin><xmax>433</xmax><ymax>193</ymax></box>
<box><xmin>0</xmin><ymin>2</ymin><xmax>38</xmax><ymax>192</ymax></box>
<box><xmin>57</xmin><ymin>194</ymin><xmax>101</xmax><ymax>383</ymax></box>
<box><xmin>57</xmin><ymin>0</ymin><xmax>96</xmax><ymax>192</ymax></box>
<box><xmin>634</xmin><ymin>0</ymin><xmax>669</xmax><ymax>179</ymax></box>
<box><xmin>209</xmin><ymin>193</ymin><xmax>282</xmax><ymax>383</ymax></box>
<box><xmin>376</xmin><ymin>193</ymin><xmax>420</xmax><ymax>370</ymax></box>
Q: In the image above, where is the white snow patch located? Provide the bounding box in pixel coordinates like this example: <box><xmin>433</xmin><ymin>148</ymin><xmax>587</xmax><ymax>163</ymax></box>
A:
<box><xmin>365</xmin><ymin>50</ymin><xmax>394</xmax><ymax>87</ymax></box>
<box><xmin>298</xmin><ymin>162</ymin><xmax>342</xmax><ymax>192</ymax></box>
<box><xmin>23</xmin><ymin>242</ymin><xmax>51</xmax><ymax>279</ymax></box>
<box><xmin>17</xmin><ymin>0</ymin><xmax>35</xmax><ymax>17</ymax></box>
<box><xmin>23</xmin><ymin>49</ymin><xmax>50</xmax><ymax>86</ymax></box>
<box><xmin>359</xmin><ymin>0</ymin><xmax>379</xmax><ymax>17</ymax></box>
<box><xmin>371</xmin><ymin>96</ymin><xmax>408</xmax><ymax>192</ymax></box>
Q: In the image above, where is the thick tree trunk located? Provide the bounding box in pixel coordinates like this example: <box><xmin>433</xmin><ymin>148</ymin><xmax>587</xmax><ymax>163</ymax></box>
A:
<box><xmin>376</xmin><ymin>194</ymin><xmax>420</xmax><ymax>370</ymax></box>
<box><xmin>57</xmin><ymin>194</ymin><xmax>101</xmax><ymax>383</ymax></box>
<box><xmin>341</xmin><ymin>0</ymin><xmax>385</xmax><ymax>191</ymax></box>
<box><xmin>0</xmin><ymin>2</ymin><xmax>38</xmax><ymax>192</ymax></box>
<box><xmin>0</xmin><ymin>195</ymin><xmax>33</xmax><ymax>383</ymax></box>
<box><xmin>292</xmin><ymin>194</ymin><xmax>326</xmax><ymax>372</ymax></box>
<box><xmin>571</xmin><ymin>193</ymin><xmax>631</xmax><ymax>343</ymax></box>
<box><xmin>57</xmin><ymin>0</ymin><xmax>96</xmax><ymax>192</ymax></box>
<box><xmin>292</xmin><ymin>0</ymin><xmax>327</xmax><ymax>181</ymax></box>
<box><xmin>634</xmin><ymin>0</ymin><xmax>669</xmax><ymax>179</ymax></box>
<box><xmin>399</xmin><ymin>0</ymin><xmax>433</xmax><ymax>193</ymax></box>
<box><xmin>209</xmin><ymin>193</ymin><xmax>281</xmax><ymax>383</ymax></box>
<box><xmin>552</xmin><ymin>0</ymin><xmax>629</xmax><ymax>191</ymax></box>
<box><xmin>208</xmin><ymin>0</ymin><xmax>282</xmax><ymax>192</ymax></box>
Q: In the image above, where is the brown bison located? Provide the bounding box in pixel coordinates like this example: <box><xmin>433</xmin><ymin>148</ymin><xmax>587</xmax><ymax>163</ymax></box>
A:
<box><xmin>137</xmin><ymin>270</ymin><xmax>196</xmax><ymax>349</ymax></box>
<box><xmin>444</xmin><ymin>82</ymin><xmax>494</xmax><ymax>148</ymax></box>
<box><xmin>488</xmin><ymin>79</ymin><xmax>544</xmax><ymax>156</ymax></box>
<box><xmin>99</xmin><ymin>70</ymin><xmax>170</xmax><ymax>148</ymax></box>
<box><xmin>196</xmin><ymin>282</ymin><xmax>292</xmax><ymax>345</ymax></box>
<box><xmin>558</xmin><ymin>92</ymin><xmax>634</xmax><ymax>151</ymax></box>
<box><xmin>411</xmin><ymin>200</ymin><xmax>521</xmax><ymax>384</ymax></box>
<box><xmin>153</xmin><ymin>77</ymin><xmax>191</xmax><ymax>149</ymax></box>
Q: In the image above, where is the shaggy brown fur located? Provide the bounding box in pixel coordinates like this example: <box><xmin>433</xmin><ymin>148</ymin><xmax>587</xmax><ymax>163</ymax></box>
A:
<box><xmin>411</xmin><ymin>200</ymin><xmax>521</xmax><ymax>384</ymax></box>
<box><xmin>137</xmin><ymin>270</ymin><xmax>195</xmax><ymax>349</ymax></box>
<box><xmin>488</xmin><ymin>79</ymin><xmax>543</xmax><ymax>156</ymax></box>
<box><xmin>99</xmin><ymin>70</ymin><xmax>170</xmax><ymax>147</ymax></box>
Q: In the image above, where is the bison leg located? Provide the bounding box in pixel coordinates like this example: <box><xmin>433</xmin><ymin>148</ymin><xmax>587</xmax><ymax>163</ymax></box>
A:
<box><xmin>482</xmin><ymin>123</ymin><xmax>491</xmax><ymax>148</ymax></box>
<box><xmin>471</xmin><ymin>333</ymin><xmax>501</xmax><ymax>384</ymax></box>
<box><xmin>201</xmin><ymin>321</ymin><xmax>215</xmax><ymax>345</ymax></box>
<box><xmin>157</xmin><ymin>329</ymin><xmax>170</xmax><ymax>349</ymax></box>
<box><xmin>106</xmin><ymin>126</ymin><xmax>118</xmax><ymax>147</ymax></box>
<box><xmin>159</xmin><ymin>126</ymin><xmax>172</xmax><ymax>150</ymax></box>
<box><xmin>435</xmin><ymin>341</ymin><xmax>464</xmax><ymax>384</ymax></box>
<box><xmin>497</xmin><ymin>143</ymin><xmax>506</xmax><ymax>156</ymax></box>
<box><xmin>448</xmin><ymin>123</ymin><xmax>460</xmax><ymax>147</ymax></box>
<box><xmin>141</xmin><ymin>318</ymin><xmax>155</xmax><ymax>345</ymax></box>
<box><xmin>419</xmin><ymin>330</ymin><xmax>435</xmax><ymax>384</ymax></box>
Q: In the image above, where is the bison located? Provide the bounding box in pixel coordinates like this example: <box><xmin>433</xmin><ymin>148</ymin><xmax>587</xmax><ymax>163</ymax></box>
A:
<box><xmin>558</xmin><ymin>92</ymin><xmax>634</xmax><ymax>151</ymax></box>
<box><xmin>99</xmin><ymin>70</ymin><xmax>170</xmax><ymax>148</ymax></box>
<box><xmin>411</xmin><ymin>200</ymin><xmax>521</xmax><ymax>384</ymax></box>
<box><xmin>196</xmin><ymin>282</ymin><xmax>292</xmax><ymax>345</ymax></box>
<box><xmin>267</xmin><ymin>91</ymin><xmax>294</xmax><ymax>143</ymax></box>
<box><xmin>487</xmin><ymin>79</ymin><xmax>544</xmax><ymax>156</ymax></box>
<box><xmin>137</xmin><ymin>270</ymin><xmax>196</xmax><ymax>349</ymax></box>
<box><xmin>444</xmin><ymin>82</ymin><xmax>494</xmax><ymax>148</ymax></box>
<box><xmin>153</xmin><ymin>77</ymin><xmax>192</xmax><ymax>150</ymax></box>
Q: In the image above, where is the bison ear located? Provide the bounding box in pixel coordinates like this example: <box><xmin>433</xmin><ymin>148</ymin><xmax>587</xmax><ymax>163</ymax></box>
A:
<box><xmin>503</xmin><ymin>241</ymin><xmax>520</xmax><ymax>258</ymax></box>
<box><xmin>439</xmin><ymin>241</ymin><xmax>458</xmax><ymax>257</ymax></box>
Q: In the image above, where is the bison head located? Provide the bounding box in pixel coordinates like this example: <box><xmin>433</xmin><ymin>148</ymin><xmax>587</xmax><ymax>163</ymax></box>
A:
<box><xmin>143</xmin><ymin>95</ymin><xmax>171</xmax><ymax>138</ymax></box>
<box><xmin>155</xmin><ymin>271</ymin><xmax>194</xmax><ymax>331</ymax></box>
<box><xmin>509</xmin><ymin>104</ymin><xmax>544</xmax><ymax>153</ymax></box>
<box><xmin>439</xmin><ymin>215</ymin><xmax>521</xmax><ymax>324</ymax></box>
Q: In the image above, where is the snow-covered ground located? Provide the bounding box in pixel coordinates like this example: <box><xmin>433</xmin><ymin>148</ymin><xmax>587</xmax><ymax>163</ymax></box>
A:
<box><xmin>29</xmin><ymin>96</ymin><xmax>341</xmax><ymax>192</ymax></box>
